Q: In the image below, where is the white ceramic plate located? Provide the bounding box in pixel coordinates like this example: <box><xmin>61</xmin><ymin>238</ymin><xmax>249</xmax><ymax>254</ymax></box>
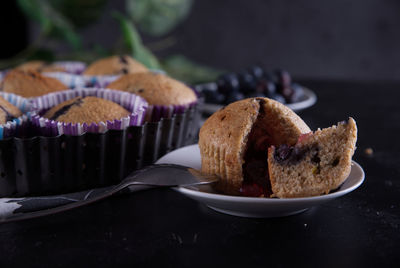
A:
<box><xmin>200</xmin><ymin>87</ymin><xmax>317</xmax><ymax>114</ymax></box>
<box><xmin>156</xmin><ymin>144</ymin><xmax>365</xmax><ymax>218</ymax></box>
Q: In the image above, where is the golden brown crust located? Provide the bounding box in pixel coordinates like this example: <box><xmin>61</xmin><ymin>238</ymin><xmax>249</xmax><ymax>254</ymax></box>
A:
<box><xmin>107</xmin><ymin>72</ymin><xmax>197</xmax><ymax>106</ymax></box>
<box><xmin>15</xmin><ymin>61</ymin><xmax>65</xmax><ymax>73</ymax></box>
<box><xmin>259</xmin><ymin>98</ymin><xmax>311</xmax><ymax>146</ymax></box>
<box><xmin>43</xmin><ymin>96</ymin><xmax>130</xmax><ymax>124</ymax></box>
<box><xmin>0</xmin><ymin>96</ymin><xmax>22</xmax><ymax>124</ymax></box>
<box><xmin>199</xmin><ymin>97</ymin><xmax>311</xmax><ymax>195</ymax></box>
<box><xmin>83</xmin><ymin>55</ymin><xmax>148</xmax><ymax>75</ymax></box>
<box><xmin>268</xmin><ymin>118</ymin><xmax>358</xmax><ymax>198</ymax></box>
<box><xmin>2</xmin><ymin>70</ymin><xmax>68</xmax><ymax>98</ymax></box>
<box><xmin>199</xmin><ymin>99</ymin><xmax>260</xmax><ymax>195</ymax></box>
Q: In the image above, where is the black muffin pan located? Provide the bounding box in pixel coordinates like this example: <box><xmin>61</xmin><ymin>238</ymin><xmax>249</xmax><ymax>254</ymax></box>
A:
<box><xmin>0</xmin><ymin>104</ymin><xmax>200</xmax><ymax>197</ymax></box>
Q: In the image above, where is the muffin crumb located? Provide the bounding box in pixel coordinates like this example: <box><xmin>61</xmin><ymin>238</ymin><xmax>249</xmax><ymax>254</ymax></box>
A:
<box><xmin>364</xmin><ymin>147</ymin><xmax>373</xmax><ymax>157</ymax></box>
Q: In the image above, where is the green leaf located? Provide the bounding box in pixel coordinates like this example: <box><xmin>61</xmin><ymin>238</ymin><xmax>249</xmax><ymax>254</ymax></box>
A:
<box><xmin>126</xmin><ymin>0</ymin><xmax>194</xmax><ymax>36</ymax></box>
<box><xmin>27</xmin><ymin>48</ymin><xmax>55</xmax><ymax>61</ymax></box>
<box><xmin>50</xmin><ymin>0</ymin><xmax>108</xmax><ymax>28</ymax></box>
<box><xmin>161</xmin><ymin>55</ymin><xmax>224</xmax><ymax>84</ymax></box>
<box><xmin>113</xmin><ymin>12</ymin><xmax>161</xmax><ymax>69</ymax></box>
<box><xmin>17</xmin><ymin>0</ymin><xmax>81</xmax><ymax>49</ymax></box>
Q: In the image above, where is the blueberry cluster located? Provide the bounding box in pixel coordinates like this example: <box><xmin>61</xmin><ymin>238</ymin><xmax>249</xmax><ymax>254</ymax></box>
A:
<box><xmin>201</xmin><ymin>66</ymin><xmax>305</xmax><ymax>105</ymax></box>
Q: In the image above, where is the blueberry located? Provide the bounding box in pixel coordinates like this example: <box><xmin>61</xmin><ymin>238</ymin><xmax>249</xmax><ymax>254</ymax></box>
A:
<box><xmin>274</xmin><ymin>144</ymin><xmax>293</xmax><ymax>163</ymax></box>
<box><xmin>247</xmin><ymin>92</ymin><xmax>266</xmax><ymax>98</ymax></box>
<box><xmin>281</xmin><ymin>87</ymin><xmax>294</xmax><ymax>103</ymax></box>
<box><xmin>264</xmin><ymin>72</ymin><xmax>278</xmax><ymax>84</ymax></box>
<box><xmin>238</xmin><ymin>72</ymin><xmax>257</xmax><ymax>94</ymax></box>
<box><xmin>225</xmin><ymin>91</ymin><xmax>245</xmax><ymax>104</ymax></box>
<box><xmin>247</xmin><ymin>65</ymin><xmax>264</xmax><ymax>79</ymax></box>
<box><xmin>274</xmin><ymin>69</ymin><xmax>292</xmax><ymax>89</ymax></box>
<box><xmin>217</xmin><ymin>73</ymin><xmax>240</xmax><ymax>95</ymax></box>
<box><xmin>270</xmin><ymin>93</ymin><xmax>286</xmax><ymax>104</ymax></box>
<box><xmin>194</xmin><ymin>82</ymin><xmax>218</xmax><ymax>93</ymax></box>
<box><xmin>289</xmin><ymin>83</ymin><xmax>305</xmax><ymax>103</ymax></box>
<box><xmin>256</xmin><ymin>79</ymin><xmax>276</xmax><ymax>98</ymax></box>
<box><xmin>202</xmin><ymin>89</ymin><xmax>225</xmax><ymax>104</ymax></box>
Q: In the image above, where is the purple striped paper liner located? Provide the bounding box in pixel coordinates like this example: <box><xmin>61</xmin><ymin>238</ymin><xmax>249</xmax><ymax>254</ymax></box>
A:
<box><xmin>42</xmin><ymin>72</ymin><xmax>86</xmax><ymax>89</ymax></box>
<box><xmin>0</xmin><ymin>92</ymin><xmax>32</xmax><ymax>139</ymax></box>
<box><xmin>146</xmin><ymin>101</ymin><xmax>197</xmax><ymax>122</ymax></box>
<box><xmin>53</xmin><ymin>61</ymin><xmax>86</xmax><ymax>74</ymax></box>
<box><xmin>88</xmin><ymin>69</ymin><xmax>166</xmax><ymax>88</ymax></box>
<box><xmin>0</xmin><ymin>70</ymin><xmax>6</xmax><ymax>83</ymax></box>
<box><xmin>30</xmin><ymin>88</ymin><xmax>148</xmax><ymax>136</ymax></box>
<box><xmin>41</xmin><ymin>73</ymin><xmax>120</xmax><ymax>89</ymax></box>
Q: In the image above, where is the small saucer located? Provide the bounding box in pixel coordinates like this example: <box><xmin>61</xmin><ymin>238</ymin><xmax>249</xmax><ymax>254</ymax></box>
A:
<box><xmin>157</xmin><ymin>144</ymin><xmax>365</xmax><ymax>218</ymax></box>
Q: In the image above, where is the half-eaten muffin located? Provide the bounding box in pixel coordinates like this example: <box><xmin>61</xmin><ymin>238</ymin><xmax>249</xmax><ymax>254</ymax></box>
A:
<box><xmin>199</xmin><ymin>97</ymin><xmax>311</xmax><ymax>196</ymax></box>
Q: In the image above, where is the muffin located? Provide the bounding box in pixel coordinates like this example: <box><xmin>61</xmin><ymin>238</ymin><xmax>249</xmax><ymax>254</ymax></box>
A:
<box><xmin>0</xmin><ymin>96</ymin><xmax>22</xmax><ymax>124</ymax></box>
<box><xmin>31</xmin><ymin>88</ymin><xmax>147</xmax><ymax>136</ymax></box>
<box><xmin>268</xmin><ymin>118</ymin><xmax>357</xmax><ymax>198</ymax></box>
<box><xmin>0</xmin><ymin>92</ymin><xmax>32</xmax><ymax>140</ymax></box>
<box><xmin>15</xmin><ymin>60</ymin><xmax>68</xmax><ymax>73</ymax></box>
<box><xmin>107</xmin><ymin>72</ymin><xmax>197</xmax><ymax>121</ymax></box>
<box><xmin>43</xmin><ymin>96</ymin><xmax>130</xmax><ymax>124</ymax></box>
<box><xmin>0</xmin><ymin>88</ymin><xmax>148</xmax><ymax>197</ymax></box>
<box><xmin>107</xmin><ymin>72</ymin><xmax>197</xmax><ymax>106</ymax></box>
<box><xmin>1</xmin><ymin>70</ymin><xmax>68</xmax><ymax>97</ymax></box>
<box><xmin>83</xmin><ymin>55</ymin><xmax>148</xmax><ymax>75</ymax></box>
<box><xmin>199</xmin><ymin>97</ymin><xmax>311</xmax><ymax>196</ymax></box>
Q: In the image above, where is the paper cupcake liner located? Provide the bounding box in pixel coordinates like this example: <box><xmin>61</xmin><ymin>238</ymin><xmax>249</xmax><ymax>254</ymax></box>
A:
<box><xmin>0</xmin><ymin>92</ymin><xmax>32</xmax><ymax>140</ymax></box>
<box><xmin>53</xmin><ymin>61</ymin><xmax>86</xmax><ymax>74</ymax></box>
<box><xmin>42</xmin><ymin>73</ymin><xmax>121</xmax><ymax>89</ymax></box>
<box><xmin>30</xmin><ymin>88</ymin><xmax>148</xmax><ymax>136</ymax></box>
<box><xmin>146</xmin><ymin>102</ymin><xmax>197</xmax><ymax>122</ymax></box>
<box><xmin>86</xmin><ymin>74</ymin><xmax>121</xmax><ymax>88</ymax></box>
<box><xmin>42</xmin><ymin>69</ymin><xmax>166</xmax><ymax>89</ymax></box>
<box><xmin>0</xmin><ymin>101</ymin><xmax>200</xmax><ymax>197</ymax></box>
<box><xmin>42</xmin><ymin>72</ymin><xmax>86</xmax><ymax>89</ymax></box>
<box><xmin>0</xmin><ymin>70</ymin><xmax>6</xmax><ymax>82</ymax></box>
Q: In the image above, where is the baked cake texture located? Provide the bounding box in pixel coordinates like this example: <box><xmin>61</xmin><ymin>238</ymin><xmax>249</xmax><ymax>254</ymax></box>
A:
<box><xmin>16</xmin><ymin>60</ymin><xmax>65</xmax><ymax>73</ymax></box>
<box><xmin>0</xmin><ymin>96</ymin><xmax>22</xmax><ymax>124</ymax></box>
<box><xmin>268</xmin><ymin>118</ymin><xmax>357</xmax><ymax>198</ymax></box>
<box><xmin>43</xmin><ymin>96</ymin><xmax>130</xmax><ymax>124</ymax></box>
<box><xmin>107</xmin><ymin>72</ymin><xmax>197</xmax><ymax>106</ymax></box>
<box><xmin>1</xmin><ymin>70</ymin><xmax>68</xmax><ymax>98</ymax></box>
<box><xmin>83</xmin><ymin>55</ymin><xmax>148</xmax><ymax>75</ymax></box>
<box><xmin>199</xmin><ymin>97</ymin><xmax>311</xmax><ymax>196</ymax></box>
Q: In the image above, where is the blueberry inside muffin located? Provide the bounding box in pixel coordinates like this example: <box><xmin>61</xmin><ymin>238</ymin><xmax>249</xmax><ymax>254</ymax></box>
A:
<box><xmin>267</xmin><ymin>118</ymin><xmax>357</xmax><ymax>198</ymax></box>
<box><xmin>199</xmin><ymin>97</ymin><xmax>310</xmax><ymax>196</ymax></box>
<box><xmin>0</xmin><ymin>96</ymin><xmax>22</xmax><ymax>124</ymax></box>
<box><xmin>43</xmin><ymin>96</ymin><xmax>131</xmax><ymax>124</ymax></box>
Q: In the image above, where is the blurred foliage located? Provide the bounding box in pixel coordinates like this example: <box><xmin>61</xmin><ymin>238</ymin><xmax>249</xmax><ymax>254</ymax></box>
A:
<box><xmin>4</xmin><ymin>0</ymin><xmax>221</xmax><ymax>84</ymax></box>
<box><xmin>162</xmin><ymin>55</ymin><xmax>223</xmax><ymax>84</ymax></box>
<box><xmin>50</xmin><ymin>0</ymin><xmax>108</xmax><ymax>27</ymax></box>
<box><xmin>113</xmin><ymin>12</ymin><xmax>161</xmax><ymax>69</ymax></box>
<box><xmin>17</xmin><ymin>0</ymin><xmax>82</xmax><ymax>49</ymax></box>
<box><xmin>126</xmin><ymin>0</ymin><xmax>193</xmax><ymax>36</ymax></box>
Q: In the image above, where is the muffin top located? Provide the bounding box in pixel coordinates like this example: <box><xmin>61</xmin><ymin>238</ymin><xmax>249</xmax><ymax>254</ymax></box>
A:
<box><xmin>107</xmin><ymin>72</ymin><xmax>197</xmax><ymax>106</ymax></box>
<box><xmin>83</xmin><ymin>55</ymin><xmax>148</xmax><ymax>76</ymax></box>
<box><xmin>16</xmin><ymin>60</ymin><xmax>65</xmax><ymax>73</ymax></box>
<box><xmin>1</xmin><ymin>70</ymin><xmax>68</xmax><ymax>98</ymax></box>
<box><xmin>0</xmin><ymin>96</ymin><xmax>22</xmax><ymax>124</ymax></box>
<box><xmin>43</xmin><ymin>96</ymin><xmax>131</xmax><ymax>124</ymax></box>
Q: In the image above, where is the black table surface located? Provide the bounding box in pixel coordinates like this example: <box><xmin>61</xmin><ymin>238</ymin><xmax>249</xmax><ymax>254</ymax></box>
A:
<box><xmin>1</xmin><ymin>80</ymin><xmax>399</xmax><ymax>267</ymax></box>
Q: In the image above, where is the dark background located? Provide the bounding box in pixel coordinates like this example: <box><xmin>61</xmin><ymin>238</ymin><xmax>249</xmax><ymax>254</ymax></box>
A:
<box><xmin>3</xmin><ymin>0</ymin><xmax>400</xmax><ymax>82</ymax></box>
<box><xmin>0</xmin><ymin>1</ymin><xmax>400</xmax><ymax>267</ymax></box>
